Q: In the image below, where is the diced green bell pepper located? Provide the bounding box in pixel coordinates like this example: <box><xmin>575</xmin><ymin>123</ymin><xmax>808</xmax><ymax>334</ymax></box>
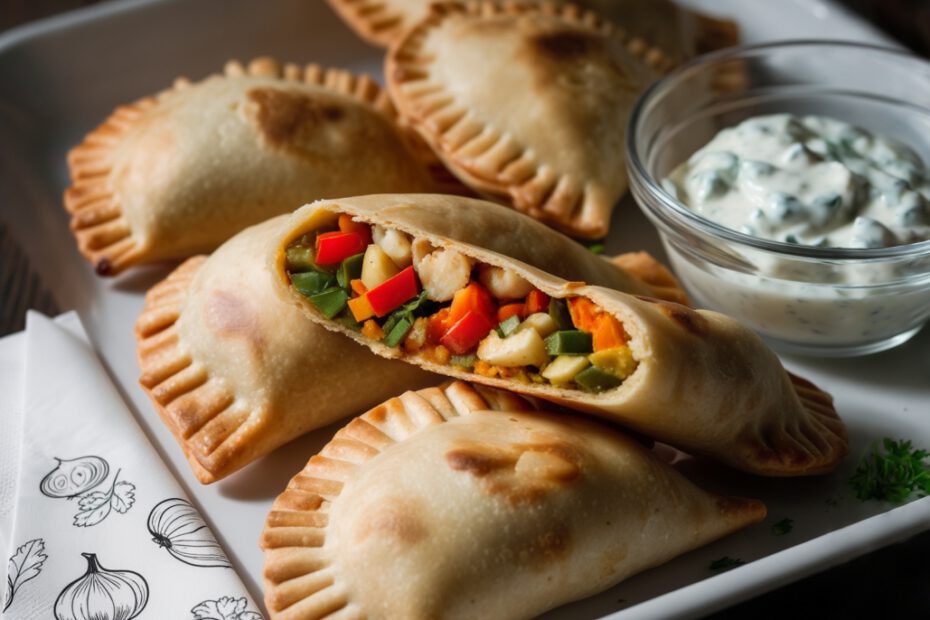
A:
<box><xmin>496</xmin><ymin>314</ymin><xmax>521</xmax><ymax>338</ymax></box>
<box><xmin>309</xmin><ymin>287</ymin><xmax>348</xmax><ymax>319</ymax></box>
<box><xmin>291</xmin><ymin>271</ymin><xmax>335</xmax><ymax>298</ymax></box>
<box><xmin>548</xmin><ymin>298</ymin><xmax>573</xmax><ymax>330</ymax></box>
<box><xmin>286</xmin><ymin>245</ymin><xmax>322</xmax><ymax>272</ymax></box>
<box><xmin>450</xmin><ymin>354</ymin><xmax>477</xmax><ymax>369</ymax></box>
<box><xmin>573</xmin><ymin>366</ymin><xmax>622</xmax><ymax>393</ymax></box>
<box><xmin>545</xmin><ymin>330</ymin><xmax>592</xmax><ymax>356</ymax></box>
<box><xmin>336</xmin><ymin>253</ymin><xmax>365</xmax><ymax>289</ymax></box>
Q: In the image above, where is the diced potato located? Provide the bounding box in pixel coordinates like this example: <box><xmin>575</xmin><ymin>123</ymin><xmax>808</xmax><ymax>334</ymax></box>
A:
<box><xmin>476</xmin><ymin>329</ymin><xmax>548</xmax><ymax>368</ymax></box>
<box><xmin>412</xmin><ymin>240</ymin><xmax>473</xmax><ymax>302</ymax></box>
<box><xmin>588</xmin><ymin>346</ymin><xmax>637</xmax><ymax>379</ymax></box>
<box><xmin>361</xmin><ymin>244</ymin><xmax>400</xmax><ymax>289</ymax></box>
<box><xmin>541</xmin><ymin>355</ymin><xmax>591</xmax><ymax>385</ymax></box>
<box><xmin>478</xmin><ymin>264</ymin><xmax>534</xmax><ymax>300</ymax></box>
<box><xmin>517</xmin><ymin>312</ymin><xmax>557</xmax><ymax>338</ymax></box>
<box><xmin>372</xmin><ymin>225</ymin><xmax>413</xmax><ymax>268</ymax></box>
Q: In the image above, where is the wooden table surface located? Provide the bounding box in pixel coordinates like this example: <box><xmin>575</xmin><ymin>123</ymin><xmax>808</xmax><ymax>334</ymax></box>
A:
<box><xmin>1</xmin><ymin>1</ymin><xmax>927</xmax><ymax>618</ymax></box>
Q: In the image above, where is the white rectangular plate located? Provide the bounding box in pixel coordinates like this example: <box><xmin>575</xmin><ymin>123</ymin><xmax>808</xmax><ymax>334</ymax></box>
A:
<box><xmin>0</xmin><ymin>1</ymin><xmax>926</xmax><ymax>618</ymax></box>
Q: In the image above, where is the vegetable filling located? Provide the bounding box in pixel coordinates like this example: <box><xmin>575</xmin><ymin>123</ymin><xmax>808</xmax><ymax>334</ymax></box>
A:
<box><xmin>285</xmin><ymin>215</ymin><xmax>639</xmax><ymax>393</ymax></box>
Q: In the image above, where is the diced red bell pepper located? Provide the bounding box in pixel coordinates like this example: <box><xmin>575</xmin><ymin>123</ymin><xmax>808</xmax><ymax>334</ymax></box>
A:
<box><xmin>524</xmin><ymin>289</ymin><xmax>550</xmax><ymax>315</ymax></box>
<box><xmin>448</xmin><ymin>282</ymin><xmax>496</xmax><ymax>326</ymax></box>
<box><xmin>338</xmin><ymin>214</ymin><xmax>372</xmax><ymax>244</ymax></box>
<box><xmin>497</xmin><ymin>303</ymin><xmax>525</xmax><ymax>323</ymax></box>
<box><xmin>315</xmin><ymin>231</ymin><xmax>369</xmax><ymax>266</ymax></box>
<box><xmin>440</xmin><ymin>309</ymin><xmax>495</xmax><ymax>355</ymax></box>
<box><xmin>367</xmin><ymin>266</ymin><xmax>419</xmax><ymax>317</ymax></box>
<box><xmin>427</xmin><ymin>308</ymin><xmax>452</xmax><ymax>344</ymax></box>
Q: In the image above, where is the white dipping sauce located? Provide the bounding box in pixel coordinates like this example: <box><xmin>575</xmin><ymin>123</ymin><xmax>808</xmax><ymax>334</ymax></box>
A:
<box><xmin>660</xmin><ymin>114</ymin><xmax>930</xmax><ymax>351</ymax></box>
<box><xmin>665</xmin><ymin>114</ymin><xmax>930</xmax><ymax>248</ymax></box>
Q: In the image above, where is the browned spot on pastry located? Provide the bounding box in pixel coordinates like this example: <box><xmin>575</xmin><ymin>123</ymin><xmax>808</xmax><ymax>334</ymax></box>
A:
<box><xmin>447</xmin><ymin>441</ymin><xmax>582</xmax><ymax>506</ymax></box>
<box><xmin>355</xmin><ymin>497</ymin><xmax>428</xmax><ymax>546</ymax></box>
<box><xmin>204</xmin><ymin>290</ymin><xmax>264</xmax><ymax>353</ymax></box>
<box><xmin>657</xmin><ymin>302</ymin><xmax>709</xmax><ymax>336</ymax></box>
<box><xmin>531</xmin><ymin>30</ymin><xmax>602</xmax><ymax>61</ymax></box>
<box><xmin>446</xmin><ymin>446</ymin><xmax>512</xmax><ymax>477</ymax></box>
<box><xmin>246</xmin><ymin>87</ymin><xmax>346</xmax><ymax>150</ymax></box>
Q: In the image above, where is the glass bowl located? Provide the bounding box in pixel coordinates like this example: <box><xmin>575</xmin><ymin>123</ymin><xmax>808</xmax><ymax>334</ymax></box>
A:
<box><xmin>627</xmin><ymin>40</ymin><xmax>930</xmax><ymax>357</ymax></box>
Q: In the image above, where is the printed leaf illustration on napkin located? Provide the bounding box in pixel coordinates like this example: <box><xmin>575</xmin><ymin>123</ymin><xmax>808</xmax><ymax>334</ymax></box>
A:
<box><xmin>4</xmin><ymin>538</ymin><xmax>47</xmax><ymax>611</ymax></box>
<box><xmin>72</xmin><ymin>470</ymin><xmax>136</xmax><ymax>527</ymax></box>
<box><xmin>191</xmin><ymin>595</ymin><xmax>263</xmax><ymax>620</ymax></box>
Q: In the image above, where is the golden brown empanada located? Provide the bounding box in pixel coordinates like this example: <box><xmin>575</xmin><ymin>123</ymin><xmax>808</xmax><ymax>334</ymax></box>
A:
<box><xmin>326</xmin><ymin>0</ymin><xmax>738</xmax><ymax>60</ymax></box>
<box><xmin>386</xmin><ymin>2</ymin><xmax>665</xmax><ymax>239</ymax></box>
<box><xmin>136</xmin><ymin>197</ymin><xmax>681</xmax><ymax>483</ymax></box>
<box><xmin>134</xmin><ymin>216</ymin><xmax>436</xmax><ymax>483</ymax></box>
<box><xmin>261</xmin><ymin>381</ymin><xmax>766</xmax><ymax>619</ymax></box>
<box><xmin>276</xmin><ymin>195</ymin><xmax>847</xmax><ymax>476</ymax></box>
<box><xmin>65</xmin><ymin>57</ymin><xmax>435</xmax><ymax>276</ymax></box>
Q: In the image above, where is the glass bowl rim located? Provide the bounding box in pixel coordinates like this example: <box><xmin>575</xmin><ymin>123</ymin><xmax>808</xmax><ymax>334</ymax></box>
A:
<box><xmin>626</xmin><ymin>38</ymin><xmax>930</xmax><ymax>262</ymax></box>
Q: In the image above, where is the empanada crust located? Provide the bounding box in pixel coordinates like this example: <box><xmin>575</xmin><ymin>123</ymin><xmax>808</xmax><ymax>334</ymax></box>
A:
<box><xmin>261</xmin><ymin>381</ymin><xmax>766</xmax><ymax>620</ymax></box>
<box><xmin>65</xmin><ymin>57</ymin><xmax>436</xmax><ymax>275</ymax></box>
<box><xmin>386</xmin><ymin>2</ymin><xmax>667</xmax><ymax>239</ymax></box>
<box><xmin>326</xmin><ymin>0</ymin><xmax>738</xmax><ymax>59</ymax></box>
<box><xmin>278</xmin><ymin>196</ymin><xmax>847</xmax><ymax>477</ymax></box>
<box><xmin>135</xmin><ymin>216</ymin><xmax>435</xmax><ymax>483</ymax></box>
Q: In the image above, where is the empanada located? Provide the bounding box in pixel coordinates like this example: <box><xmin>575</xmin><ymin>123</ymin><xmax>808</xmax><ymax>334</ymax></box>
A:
<box><xmin>65</xmin><ymin>57</ymin><xmax>436</xmax><ymax>276</ymax></box>
<box><xmin>275</xmin><ymin>195</ymin><xmax>847</xmax><ymax>476</ymax></box>
<box><xmin>261</xmin><ymin>381</ymin><xmax>766</xmax><ymax>620</ymax></box>
<box><xmin>134</xmin><ymin>216</ymin><xmax>436</xmax><ymax>484</ymax></box>
<box><xmin>136</xmin><ymin>197</ymin><xmax>681</xmax><ymax>483</ymax></box>
<box><xmin>326</xmin><ymin>0</ymin><xmax>738</xmax><ymax>59</ymax></box>
<box><xmin>385</xmin><ymin>2</ymin><xmax>663</xmax><ymax>238</ymax></box>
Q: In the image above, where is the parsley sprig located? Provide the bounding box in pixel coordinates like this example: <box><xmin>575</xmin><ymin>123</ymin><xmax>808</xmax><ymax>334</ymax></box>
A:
<box><xmin>849</xmin><ymin>438</ymin><xmax>930</xmax><ymax>503</ymax></box>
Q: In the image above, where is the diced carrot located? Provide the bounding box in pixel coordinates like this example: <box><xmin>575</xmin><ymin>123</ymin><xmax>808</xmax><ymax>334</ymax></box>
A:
<box><xmin>448</xmin><ymin>282</ymin><xmax>496</xmax><ymax>326</ymax></box>
<box><xmin>497</xmin><ymin>303</ymin><xmax>525</xmax><ymax>323</ymax></box>
<box><xmin>348</xmin><ymin>295</ymin><xmax>375</xmax><ymax>322</ymax></box>
<box><xmin>338</xmin><ymin>214</ymin><xmax>372</xmax><ymax>243</ymax></box>
<box><xmin>427</xmin><ymin>308</ymin><xmax>452</xmax><ymax>343</ymax></box>
<box><xmin>592</xmin><ymin>314</ymin><xmax>626</xmax><ymax>351</ymax></box>
<box><xmin>567</xmin><ymin>296</ymin><xmax>602</xmax><ymax>331</ymax></box>
<box><xmin>524</xmin><ymin>289</ymin><xmax>550</xmax><ymax>315</ymax></box>
<box><xmin>350</xmin><ymin>279</ymin><xmax>368</xmax><ymax>296</ymax></box>
<box><xmin>361</xmin><ymin>319</ymin><xmax>384</xmax><ymax>340</ymax></box>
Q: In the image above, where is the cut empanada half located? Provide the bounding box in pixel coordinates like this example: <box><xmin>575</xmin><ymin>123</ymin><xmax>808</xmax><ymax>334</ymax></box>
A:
<box><xmin>275</xmin><ymin>195</ymin><xmax>847</xmax><ymax>476</ymax></box>
<box><xmin>326</xmin><ymin>0</ymin><xmax>739</xmax><ymax>59</ymax></box>
<box><xmin>386</xmin><ymin>2</ymin><xmax>670</xmax><ymax>238</ymax></box>
<box><xmin>65</xmin><ymin>57</ymin><xmax>437</xmax><ymax>276</ymax></box>
<box><xmin>261</xmin><ymin>381</ymin><xmax>766</xmax><ymax>620</ymax></box>
<box><xmin>134</xmin><ymin>215</ymin><xmax>436</xmax><ymax>483</ymax></box>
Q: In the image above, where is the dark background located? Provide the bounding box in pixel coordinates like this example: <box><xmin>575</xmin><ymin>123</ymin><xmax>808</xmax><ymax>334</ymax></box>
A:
<box><xmin>1</xmin><ymin>0</ymin><xmax>928</xmax><ymax>617</ymax></box>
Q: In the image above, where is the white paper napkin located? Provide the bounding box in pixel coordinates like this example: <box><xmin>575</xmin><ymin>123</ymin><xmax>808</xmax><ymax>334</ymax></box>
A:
<box><xmin>1</xmin><ymin>311</ymin><xmax>263</xmax><ymax>620</ymax></box>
